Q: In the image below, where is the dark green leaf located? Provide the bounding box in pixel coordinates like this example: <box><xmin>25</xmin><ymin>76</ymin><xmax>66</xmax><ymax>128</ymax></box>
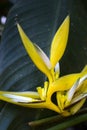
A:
<box><xmin>0</xmin><ymin>0</ymin><xmax>69</xmax><ymax>129</ymax></box>
<box><xmin>0</xmin><ymin>0</ymin><xmax>87</xmax><ymax>130</ymax></box>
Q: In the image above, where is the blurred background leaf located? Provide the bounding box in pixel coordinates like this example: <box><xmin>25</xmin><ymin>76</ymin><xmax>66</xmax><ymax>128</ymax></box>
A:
<box><xmin>0</xmin><ymin>0</ymin><xmax>87</xmax><ymax>130</ymax></box>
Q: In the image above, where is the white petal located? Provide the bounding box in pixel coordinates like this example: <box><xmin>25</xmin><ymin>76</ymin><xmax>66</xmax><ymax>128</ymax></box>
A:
<box><xmin>71</xmin><ymin>93</ymin><xmax>87</xmax><ymax>105</ymax></box>
<box><xmin>75</xmin><ymin>74</ymin><xmax>87</xmax><ymax>91</ymax></box>
<box><xmin>3</xmin><ymin>94</ymin><xmax>41</xmax><ymax>103</ymax></box>
<box><xmin>55</xmin><ymin>62</ymin><xmax>60</xmax><ymax>73</ymax></box>
<box><xmin>79</xmin><ymin>74</ymin><xmax>87</xmax><ymax>84</ymax></box>
<box><xmin>34</xmin><ymin>43</ymin><xmax>52</xmax><ymax>69</ymax></box>
<box><xmin>67</xmin><ymin>78</ymin><xmax>80</xmax><ymax>101</ymax></box>
<box><xmin>54</xmin><ymin>62</ymin><xmax>60</xmax><ymax>79</ymax></box>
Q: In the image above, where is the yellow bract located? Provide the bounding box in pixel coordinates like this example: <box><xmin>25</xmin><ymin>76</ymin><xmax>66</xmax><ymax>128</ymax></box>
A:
<box><xmin>17</xmin><ymin>24</ymin><xmax>53</xmax><ymax>82</ymax></box>
<box><xmin>0</xmin><ymin>15</ymin><xmax>87</xmax><ymax>117</ymax></box>
<box><xmin>50</xmin><ymin>16</ymin><xmax>70</xmax><ymax>68</ymax></box>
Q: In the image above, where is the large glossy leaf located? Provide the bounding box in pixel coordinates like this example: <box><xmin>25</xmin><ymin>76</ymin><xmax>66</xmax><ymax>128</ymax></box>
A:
<box><xmin>60</xmin><ymin>0</ymin><xmax>87</xmax><ymax>75</ymax></box>
<box><xmin>0</xmin><ymin>0</ymin><xmax>87</xmax><ymax>130</ymax></box>
<box><xmin>0</xmin><ymin>0</ymin><xmax>69</xmax><ymax>129</ymax></box>
<box><xmin>9</xmin><ymin>0</ymin><xmax>17</xmax><ymax>4</ymax></box>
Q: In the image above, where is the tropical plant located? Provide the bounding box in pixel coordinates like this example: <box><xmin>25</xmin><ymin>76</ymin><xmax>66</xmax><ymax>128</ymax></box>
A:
<box><xmin>0</xmin><ymin>0</ymin><xmax>87</xmax><ymax>130</ymax></box>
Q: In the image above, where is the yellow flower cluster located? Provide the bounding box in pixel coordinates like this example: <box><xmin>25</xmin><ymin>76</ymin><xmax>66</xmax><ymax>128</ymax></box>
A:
<box><xmin>0</xmin><ymin>16</ymin><xmax>87</xmax><ymax>116</ymax></box>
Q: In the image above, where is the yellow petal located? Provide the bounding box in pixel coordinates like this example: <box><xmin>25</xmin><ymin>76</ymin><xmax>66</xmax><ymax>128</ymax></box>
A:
<box><xmin>47</xmin><ymin>65</ymin><xmax>87</xmax><ymax>97</ymax></box>
<box><xmin>3</xmin><ymin>91</ymin><xmax>39</xmax><ymax>98</ymax></box>
<box><xmin>0</xmin><ymin>91</ymin><xmax>40</xmax><ymax>100</ymax></box>
<box><xmin>61</xmin><ymin>98</ymin><xmax>86</xmax><ymax>116</ymax></box>
<box><xmin>49</xmin><ymin>73</ymin><xmax>81</xmax><ymax>94</ymax></box>
<box><xmin>0</xmin><ymin>91</ymin><xmax>46</xmax><ymax>108</ymax></box>
<box><xmin>37</xmin><ymin>81</ymin><xmax>48</xmax><ymax>100</ymax></box>
<box><xmin>65</xmin><ymin>98</ymin><xmax>86</xmax><ymax>116</ymax></box>
<box><xmin>17</xmin><ymin>23</ymin><xmax>53</xmax><ymax>81</ymax></box>
<box><xmin>81</xmin><ymin>65</ymin><xmax>87</xmax><ymax>74</ymax></box>
<box><xmin>34</xmin><ymin>44</ymin><xmax>52</xmax><ymax>69</ymax></box>
<box><xmin>0</xmin><ymin>90</ymin><xmax>60</xmax><ymax>111</ymax></box>
<box><xmin>56</xmin><ymin>91</ymin><xmax>67</xmax><ymax>110</ymax></box>
<box><xmin>0</xmin><ymin>91</ymin><xmax>60</xmax><ymax>110</ymax></box>
<box><xmin>50</xmin><ymin>15</ymin><xmax>70</xmax><ymax>68</ymax></box>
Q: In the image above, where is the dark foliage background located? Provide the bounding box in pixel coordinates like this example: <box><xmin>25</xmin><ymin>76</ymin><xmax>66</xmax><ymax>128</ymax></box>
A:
<box><xmin>0</xmin><ymin>0</ymin><xmax>87</xmax><ymax>129</ymax></box>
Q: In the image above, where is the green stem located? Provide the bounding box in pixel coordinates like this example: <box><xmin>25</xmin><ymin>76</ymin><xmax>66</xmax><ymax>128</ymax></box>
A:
<box><xmin>47</xmin><ymin>113</ymin><xmax>87</xmax><ymax>130</ymax></box>
<box><xmin>29</xmin><ymin>114</ymin><xmax>63</xmax><ymax>127</ymax></box>
<box><xmin>29</xmin><ymin>108</ymin><xmax>87</xmax><ymax>129</ymax></box>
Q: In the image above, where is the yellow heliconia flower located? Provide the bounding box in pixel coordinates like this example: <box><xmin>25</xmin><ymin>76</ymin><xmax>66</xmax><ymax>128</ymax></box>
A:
<box><xmin>0</xmin><ymin>15</ymin><xmax>87</xmax><ymax>116</ymax></box>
